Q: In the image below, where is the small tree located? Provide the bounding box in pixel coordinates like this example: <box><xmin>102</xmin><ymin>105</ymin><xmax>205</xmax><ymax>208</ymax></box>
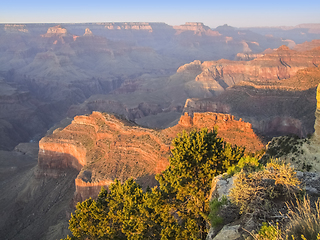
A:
<box><xmin>156</xmin><ymin>128</ymin><xmax>244</xmax><ymax>240</ymax></box>
<box><xmin>64</xmin><ymin>128</ymin><xmax>245</xmax><ymax>240</ymax></box>
<box><xmin>66</xmin><ymin>179</ymin><xmax>162</xmax><ymax>240</ymax></box>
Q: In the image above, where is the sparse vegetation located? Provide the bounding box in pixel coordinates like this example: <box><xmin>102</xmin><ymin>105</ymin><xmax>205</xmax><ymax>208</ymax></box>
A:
<box><xmin>285</xmin><ymin>196</ymin><xmax>320</xmax><ymax>240</ymax></box>
<box><xmin>208</xmin><ymin>196</ymin><xmax>228</xmax><ymax>227</ymax></box>
<box><xmin>64</xmin><ymin>128</ymin><xmax>245</xmax><ymax>240</ymax></box>
<box><xmin>257</xmin><ymin>222</ymin><xmax>282</xmax><ymax>240</ymax></box>
<box><xmin>266</xmin><ymin>136</ymin><xmax>301</xmax><ymax>158</ymax></box>
<box><xmin>229</xmin><ymin>160</ymin><xmax>301</xmax><ymax>215</ymax></box>
<box><xmin>63</xmin><ymin>128</ymin><xmax>320</xmax><ymax>240</ymax></box>
<box><xmin>227</xmin><ymin>156</ymin><xmax>263</xmax><ymax>176</ymax></box>
<box><xmin>253</xmin><ymin>197</ymin><xmax>320</xmax><ymax>240</ymax></box>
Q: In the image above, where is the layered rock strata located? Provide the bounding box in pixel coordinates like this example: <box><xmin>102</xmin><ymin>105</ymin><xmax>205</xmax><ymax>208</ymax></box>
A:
<box><xmin>183</xmin><ymin>62</ymin><xmax>320</xmax><ymax>139</ymax></box>
<box><xmin>180</xmin><ymin>45</ymin><xmax>320</xmax><ymax>93</ymax></box>
<box><xmin>42</xmin><ymin>25</ymin><xmax>67</xmax><ymax>37</ymax></box>
<box><xmin>38</xmin><ymin>111</ymin><xmax>264</xmax><ymax>201</ymax></box>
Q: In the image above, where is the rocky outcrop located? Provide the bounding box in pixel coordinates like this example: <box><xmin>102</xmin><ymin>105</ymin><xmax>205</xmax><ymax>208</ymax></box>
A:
<box><xmin>293</xmin><ymin>39</ymin><xmax>320</xmax><ymax>51</ymax></box>
<box><xmin>38</xmin><ymin>112</ymin><xmax>171</xmax><ymax>201</ymax></box>
<box><xmin>83</xmin><ymin>28</ymin><xmax>93</xmax><ymax>36</ymax></box>
<box><xmin>38</xmin><ymin>111</ymin><xmax>264</xmax><ymax>201</ymax></box>
<box><xmin>173</xmin><ymin>22</ymin><xmax>221</xmax><ymax>36</ymax></box>
<box><xmin>174</xmin><ymin>22</ymin><xmax>210</xmax><ymax>32</ymax></box>
<box><xmin>42</xmin><ymin>25</ymin><xmax>68</xmax><ymax>37</ymax></box>
<box><xmin>67</xmin><ymin>98</ymin><xmax>164</xmax><ymax>121</ymax></box>
<box><xmin>183</xmin><ymin>94</ymin><xmax>312</xmax><ymax>139</ymax></box>
<box><xmin>174</xmin><ymin>112</ymin><xmax>263</xmax><ymax>152</ymax></box>
<box><xmin>184</xmin><ymin>45</ymin><xmax>320</xmax><ymax>93</ymax></box>
<box><xmin>177</xmin><ymin>46</ymin><xmax>320</xmax><ymax>99</ymax></box>
<box><xmin>177</xmin><ymin>60</ymin><xmax>203</xmax><ymax>73</ymax></box>
<box><xmin>206</xmin><ymin>170</ymin><xmax>320</xmax><ymax>240</ymax></box>
<box><xmin>207</xmin><ymin>225</ymin><xmax>241</xmax><ymax>240</ymax></box>
<box><xmin>183</xmin><ymin>62</ymin><xmax>320</xmax><ymax>139</ymax></box>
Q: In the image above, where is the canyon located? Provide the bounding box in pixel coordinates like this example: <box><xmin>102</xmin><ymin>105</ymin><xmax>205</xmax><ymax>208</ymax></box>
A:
<box><xmin>1</xmin><ymin>23</ymin><xmax>320</xmax><ymax>150</ymax></box>
<box><xmin>39</xmin><ymin>111</ymin><xmax>263</xmax><ymax>202</ymax></box>
<box><xmin>1</xmin><ymin>21</ymin><xmax>320</xmax><ymax>239</ymax></box>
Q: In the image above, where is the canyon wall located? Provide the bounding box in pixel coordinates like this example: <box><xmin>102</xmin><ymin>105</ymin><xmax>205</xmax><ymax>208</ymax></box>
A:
<box><xmin>183</xmin><ymin>85</ymin><xmax>317</xmax><ymax>139</ymax></box>
<box><xmin>38</xmin><ymin>111</ymin><xmax>264</xmax><ymax>202</ymax></box>
<box><xmin>181</xmin><ymin>45</ymin><xmax>320</xmax><ymax>92</ymax></box>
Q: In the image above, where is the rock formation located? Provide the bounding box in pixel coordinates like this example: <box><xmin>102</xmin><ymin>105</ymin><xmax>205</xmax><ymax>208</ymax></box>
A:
<box><xmin>313</xmin><ymin>84</ymin><xmax>320</xmax><ymax>143</ymax></box>
<box><xmin>264</xmin><ymin>83</ymin><xmax>320</xmax><ymax>171</ymax></box>
<box><xmin>1</xmin><ymin>21</ymin><xmax>320</xmax><ymax>240</ymax></box>
<box><xmin>173</xmin><ymin>22</ymin><xmax>221</xmax><ymax>36</ymax></box>
<box><xmin>183</xmin><ymin>59</ymin><xmax>320</xmax><ymax>139</ymax></box>
<box><xmin>293</xmin><ymin>39</ymin><xmax>320</xmax><ymax>51</ymax></box>
<box><xmin>83</xmin><ymin>28</ymin><xmax>93</xmax><ymax>36</ymax></box>
<box><xmin>38</xmin><ymin>111</ymin><xmax>264</xmax><ymax>202</ymax></box>
<box><xmin>206</xmin><ymin>170</ymin><xmax>320</xmax><ymax>240</ymax></box>
<box><xmin>38</xmin><ymin>112</ymin><xmax>171</xmax><ymax>201</ymax></box>
<box><xmin>184</xmin><ymin>45</ymin><xmax>320</xmax><ymax>92</ymax></box>
<box><xmin>42</xmin><ymin>25</ymin><xmax>68</xmax><ymax>37</ymax></box>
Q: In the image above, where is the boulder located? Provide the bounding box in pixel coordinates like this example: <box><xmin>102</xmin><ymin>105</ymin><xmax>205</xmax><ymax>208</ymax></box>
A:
<box><xmin>207</xmin><ymin>224</ymin><xmax>241</xmax><ymax>240</ymax></box>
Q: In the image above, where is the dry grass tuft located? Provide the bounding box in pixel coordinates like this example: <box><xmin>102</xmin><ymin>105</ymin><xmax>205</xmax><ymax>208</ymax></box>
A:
<box><xmin>230</xmin><ymin>160</ymin><xmax>301</xmax><ymax>215</ymax></box>
<box><xmin>286</xmin><ymin>196</ymin><xmax>320</xmax><ymax>240</ymax></box>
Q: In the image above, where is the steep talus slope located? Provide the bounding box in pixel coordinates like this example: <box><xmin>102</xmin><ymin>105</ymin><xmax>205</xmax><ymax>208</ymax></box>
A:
<box><xmin>39</xmin><ymin>111</ymin><xmax>264</xmax><ymax>202</ymax></box>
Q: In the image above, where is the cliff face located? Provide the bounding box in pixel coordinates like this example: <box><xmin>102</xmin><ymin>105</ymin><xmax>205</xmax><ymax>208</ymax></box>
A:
<box><xmin>173</xmin><ymin>22</ymin><xmax>221</xmax><ymax>36</ymax></box>
<box><xmin>42</xmin><ymin>25</ymin><xmax>68</xmax><ymax>37</ymax></box>
<box><xmin>183</xmin><ymin>73</ymin><xmax>319</xmax><ymax>139</ymax></box>
<box><xmin>186</xmin><ymin>45</ymin><xmax>320</xmax><ymax>92</ymax></box>
<box><xmin>38</xmin><ymin>111</ymin><xmax>263</xmax><ymax>202</ymax></box>
<box><xmin>169</xmin><ymin>112</ymin><xmax>263</xmax><ymax>152</ymax></box>
<box><xmin>38</xmin><ymin>112</ymin><xmax>171</xmax><ymax>201</ymax></box>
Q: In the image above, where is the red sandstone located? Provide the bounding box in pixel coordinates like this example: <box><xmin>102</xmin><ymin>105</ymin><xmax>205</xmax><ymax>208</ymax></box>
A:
<box><xmin>38</xmin><ymin>111</ymin><xmax>264</xmax><ymax>201</ymax></box>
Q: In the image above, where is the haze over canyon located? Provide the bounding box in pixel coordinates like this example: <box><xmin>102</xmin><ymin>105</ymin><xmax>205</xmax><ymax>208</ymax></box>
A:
<box><xmin>1</xmin><ymin>21</ymin><xmax>320</xmax><ymax>239</ymax></box>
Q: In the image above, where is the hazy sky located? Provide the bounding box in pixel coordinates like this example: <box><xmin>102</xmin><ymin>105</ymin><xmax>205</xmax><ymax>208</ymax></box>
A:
<box><xmin>1</xmin><ymin>0</ymin><xmax>319</xmax><ymax>28</ymax></box>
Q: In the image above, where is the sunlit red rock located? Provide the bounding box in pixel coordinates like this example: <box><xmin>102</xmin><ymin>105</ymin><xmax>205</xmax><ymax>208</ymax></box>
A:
<box><xmin>38</xmin><ymin>111</ymin><xmax>264</xmax><ymax>201</ymax></box>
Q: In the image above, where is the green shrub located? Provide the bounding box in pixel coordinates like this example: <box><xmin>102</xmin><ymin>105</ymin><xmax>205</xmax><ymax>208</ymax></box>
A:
<box><xmin>257</xmin><ymin>222</ymin><xmax>282</xmax><ymax>240</ymax></box>
<box><xmin>208</xmin><ymin>196</ymin><xmax>228</xmax><ymax>227</ymax></box>
<box><xmin>227</xmin><ymin>156</ymin><xmax>263</xmax><ymax>176</ymax></box>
